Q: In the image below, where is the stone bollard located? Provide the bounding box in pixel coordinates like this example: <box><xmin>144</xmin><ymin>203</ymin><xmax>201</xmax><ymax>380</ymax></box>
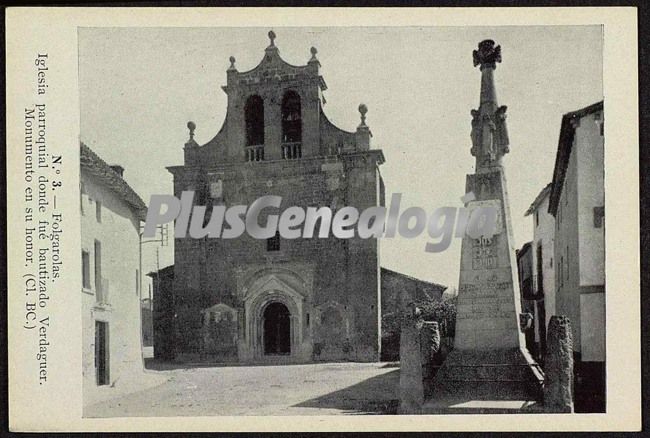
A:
<box><xmin>420</xmin><ymin>321</ymin><xmax>440</xmax><ymax>364</ymax></box>
<box><xmin>420</xmin><ymin>321</ymin><xmax>440</xmax><ymax>398</ymax></box>
<box><xmin>398</xmin><ymin>303</ymin><xmax>424</xmax><ymax>414</ymax></box>
<box><xmin>544</xmin><ymin>315</ymin><xmax>574</xmax><ymax>413</ymax></box>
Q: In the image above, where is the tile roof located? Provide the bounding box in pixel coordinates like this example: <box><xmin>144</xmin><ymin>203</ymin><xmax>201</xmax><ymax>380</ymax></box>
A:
<box><xmin>80</xmin><ymin>142</ymin><xmax>147</xmax><ymax>221</ymax></box>
<box><xmin>524</xmin><ymin>182</ymin><xmax>552</xmax><ymax>217</ymax></box>
<box><xmin>548</xmin><ymin>100</ymin><xmax>604</xmax><ymax>216</ymax></box>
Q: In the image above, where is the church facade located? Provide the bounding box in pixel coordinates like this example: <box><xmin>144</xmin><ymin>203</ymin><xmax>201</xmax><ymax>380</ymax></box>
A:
<box><xmin>167</xmin><ymin>31</ymin><xmax>385</xmax><ymax>363</ymax></box>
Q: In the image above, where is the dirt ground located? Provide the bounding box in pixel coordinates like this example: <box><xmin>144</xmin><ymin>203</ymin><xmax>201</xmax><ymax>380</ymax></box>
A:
<box><xmin>84</xmin><ymin>362</ymin><xmax>400</xmax><ymax>417</ymax></box>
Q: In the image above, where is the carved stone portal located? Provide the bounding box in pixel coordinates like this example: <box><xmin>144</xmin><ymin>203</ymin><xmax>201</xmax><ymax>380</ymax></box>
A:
<box><xmin>238</xmin><ymin>269</ymin><xmax>313</xmax><ymax>362</ymax></box>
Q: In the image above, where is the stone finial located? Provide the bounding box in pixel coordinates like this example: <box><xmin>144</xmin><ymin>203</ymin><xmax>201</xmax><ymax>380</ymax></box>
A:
<box><xmin>185</xmin><ymin>121</ymin><xmax>198</xmax><ymax>149</ymax></box>
<box><xmin>268</xmin><ymin>30</ymin><xmax>276</xmax><ymax>47</ymax></box>
<box><xmin>187</xmin><ymin>121</ymin><xmax>196</xmax><ymax>140</ymax></box>
<box><xmin>358</xmin><ymin>103</ymin><xmax>368</xmax><ymax>126</ymax></box>
<box><xmin>228</xmin><ymin>56</ymin><xmax>236</xmax><ymax>71</ymax></box>
<box><xmin>309</xmin><ymin>46</ymin><xmax>318</xmax><ymax>62</ymax></box>
<box><xmin>473</xmin><ymin>39</ymin><xmax>502</xmax><ymax>69</ymax></box>
<box><xmin>356</xmin><ymin>104</ymin><xmax>371</xmax><ymax>150</ymax></box>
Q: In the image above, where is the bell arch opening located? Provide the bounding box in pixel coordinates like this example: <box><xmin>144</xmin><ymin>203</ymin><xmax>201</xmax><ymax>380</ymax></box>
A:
<box><xmin>281</xmin><ymin>90</ymin><xmax>302</xmax><ymax>144</ymax></box>
<box><xmin>244</xmin><ymin>94</ymin><xmax>265</xmax><ymax>146</ymax></box>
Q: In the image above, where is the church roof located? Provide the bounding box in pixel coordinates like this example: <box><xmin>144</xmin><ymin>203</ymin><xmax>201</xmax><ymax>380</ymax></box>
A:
<box><xmin>80</xmin><ymin>142</ymin><xmax>147</xmax><ymax>221</ymax></box>
<box><xmin>225</xmin><ymin>30</ymin><xmax>327</xmax><ymax>92</ymax></box>
<box><xmin>147</xmin><ymin>264</ymin><xmax>174</xmax><ymax>278</ymax></box>
<box><xmin>381</xmin><ymin>267</ymin><xmax>447</xmax><ymax>291</ymax></box>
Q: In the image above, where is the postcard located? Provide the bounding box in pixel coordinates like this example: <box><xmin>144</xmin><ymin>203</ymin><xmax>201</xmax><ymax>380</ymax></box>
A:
<box><xmin>5</xmin><ymin>7</ymin><xmax>640</xmax><ymax>432</ymax></box>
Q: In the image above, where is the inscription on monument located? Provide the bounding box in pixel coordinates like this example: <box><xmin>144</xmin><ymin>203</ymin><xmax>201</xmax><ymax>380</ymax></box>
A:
<box><xmin>456</xmin><ymin>277</ymin><xmax>513</xmax><ymax>321</ymax></box>
<box><xmin>471</xmin><ymin>235</ymin><xmax>498</xmax><ymax>270</ymax></box>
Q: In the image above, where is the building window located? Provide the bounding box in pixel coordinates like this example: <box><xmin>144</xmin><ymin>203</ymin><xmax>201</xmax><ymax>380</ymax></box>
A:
<box><xmin>281</xmin><ymin>90</ymin><xmax>302</xmax><ymax>159</ymax></box>
<box><xmin>80</xmin><ymin>183</ymin><xmax>85</xmax><ymax>215</ymax></box>
<box><xmin>566</xmin><ymin>245</ymin><xmax>569</xmax><ymax>280</ymax></box>
<box><xmin>245</xmin><ymin>95</ymin><xmax>264</xmax><ymax>146</ymax></box>
<box><xmin>82</xmin><ymin>250</ymin><xmax>91</xmax><ymax>289</ymax></box>
<box><xmin>593</xmin><ymin>206</ymin><xmax>605</xmax><ymax>228</ymax></box>
<box><xmin>560</xmin><ymin>256</ymin><xmax>564</xmax><ymax>287</ymax></box>
<box><xmin>210</xmin><ymin>179</ymin><xmax>223</xmax><ymax>200</ymax></box>
<box><xmin>536</xmin><ymin>243</ymin><xmax>543</xmax><ymax>295</ymax></box>
<box><xmin>595</xmin><ymin>112</ymin><xmax>604</xmax><ymax>136</ymax></box>
<box><xmin>194</xmin><ymin>187</ymin><xmax>207</xmax><ymax>207</ymax></box>
<box><xmin>267</xmin><ymin>230</ymin><xmax>280</xmax><ymax>252</ymax></box>
<box><xmin>96</xmin><ymin>200</ymin><xmax>102</xmax><ymax>222</ymax></box>
<box><xmin>535</xmin><ymin>210</ymin><xmax>539</xmax><ymax>227</ymax></box>
<box><xmin>94</xmin><ymin>240</ymin><xmax>103</xmax><ymax>302</ymax></box>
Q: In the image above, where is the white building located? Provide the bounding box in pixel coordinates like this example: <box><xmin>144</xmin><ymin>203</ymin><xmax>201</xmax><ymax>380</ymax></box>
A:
<box><xmin>548</xmin><ymin>101</ymin><xmax>605</xmax><ymax>412</ymax></box>
<box><xmin>81</xmin><ymin>143</ymin><xmax>147</xmax><ymax>406</ymax></box>
<box><xmin>524</xmin><ymin>182</ymin><xmax>555</xmax><ymax>357</ymax></box>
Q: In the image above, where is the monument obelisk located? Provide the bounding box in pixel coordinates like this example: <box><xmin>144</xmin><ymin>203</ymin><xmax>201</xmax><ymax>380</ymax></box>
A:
<box><xmin>431</xmin><ymin>40</ymin><xmax>543</xmax><ymax>407</ymax></box>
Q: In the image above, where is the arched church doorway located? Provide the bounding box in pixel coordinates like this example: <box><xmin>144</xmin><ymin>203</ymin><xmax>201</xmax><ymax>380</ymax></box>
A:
<box><xmin>263</xmin><ymin>302</ymin><xmax>291</xmax><ymax>355</ymax></box>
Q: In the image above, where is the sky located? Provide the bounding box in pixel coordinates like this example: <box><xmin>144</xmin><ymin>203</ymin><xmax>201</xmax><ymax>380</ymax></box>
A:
<box><xmin>79</xmin><ymin>26</ymin><xmax>602</xmax><ymax>287</ymax></box>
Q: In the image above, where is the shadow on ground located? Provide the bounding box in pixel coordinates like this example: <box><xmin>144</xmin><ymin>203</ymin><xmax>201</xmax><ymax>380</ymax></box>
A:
<box><xmin>292</xmin><ymin>369</ymin><xmax>400</xmax><ymax>415</ymax></box>
<box><xmin>144</xmin><ymin>358</ymin><xmax>384</xmax><ymax>371</ymax></box>
<box><xmin>144</xmin><ymin>358</ymin><xmax>312</xmax><ymax>370</ymax></box>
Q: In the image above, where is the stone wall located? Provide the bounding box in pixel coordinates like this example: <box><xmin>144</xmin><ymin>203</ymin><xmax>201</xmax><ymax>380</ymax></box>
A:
<box><xmin>169</xmin><ymin>34</ymin><xmax>385</xmax><ymax>364</ymax></box>
<box><xmin>380</xmin><ymin>268</ymin><xmax>446</xmax><ymax>361</ymax></box>
<box><xmin>171</xmin><ymin>153</ymin><xmax>383</xmax><ymax>363</ymax></box>
<box><xmin>150</xmin><ymin>266</ymin><xmax>175</xmax><ymax>360</ymax></box>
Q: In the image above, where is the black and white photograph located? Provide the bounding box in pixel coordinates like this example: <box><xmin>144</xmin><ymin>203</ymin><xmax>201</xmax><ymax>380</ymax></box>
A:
<box><xmin>5</xmin><ymin>7</ymin><xmax>640</xmax><ymax>433</ymax></box>
<box><xmin>78</xmin><ymin>25</ymin><xmax>604</xmax><ymax>416</ymax></box>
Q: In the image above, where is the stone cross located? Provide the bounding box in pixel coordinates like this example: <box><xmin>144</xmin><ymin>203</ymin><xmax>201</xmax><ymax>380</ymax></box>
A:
<box><xmin>470</xmin><ymin>40</ymin><xmax>510</xmax><ymax>171</ymax></box>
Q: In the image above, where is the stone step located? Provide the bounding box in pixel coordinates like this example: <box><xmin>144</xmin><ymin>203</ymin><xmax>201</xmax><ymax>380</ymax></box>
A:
<box><xmin>422</xmin><ymin>396</ymin><xmax>544</xmax><ymax>414</ymax></box>
<box><xmin>437</xmin><ymin>363</ymin><xmax>540</xmax><ymax>381</ymax></box>
<box><xmin>431</xmin><ymin>378</ymin><xmax>541</xmax><ymax>401</ymax></box>
<box><xmin>430</xmin><ymin>348</ymin><xmax>545</xmax><ymax>400</ymax></box>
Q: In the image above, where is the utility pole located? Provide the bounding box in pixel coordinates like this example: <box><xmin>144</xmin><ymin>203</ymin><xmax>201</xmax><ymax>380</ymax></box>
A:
<box><xmin>138</xmin><ymin>223</ymin><xmax>168</xmax><ymax>367</ymax></box>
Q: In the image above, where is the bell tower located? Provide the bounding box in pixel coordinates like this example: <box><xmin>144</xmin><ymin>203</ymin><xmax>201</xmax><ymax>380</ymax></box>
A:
<box><xmin>167</xmin><ymin>30</ymin><xmax>385</xmax><ymax>364</ymax></box>
<box><xmin>221</xmin><ymin>30</ymin><xmax>327</xmax><ymax>161</ymax></box>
